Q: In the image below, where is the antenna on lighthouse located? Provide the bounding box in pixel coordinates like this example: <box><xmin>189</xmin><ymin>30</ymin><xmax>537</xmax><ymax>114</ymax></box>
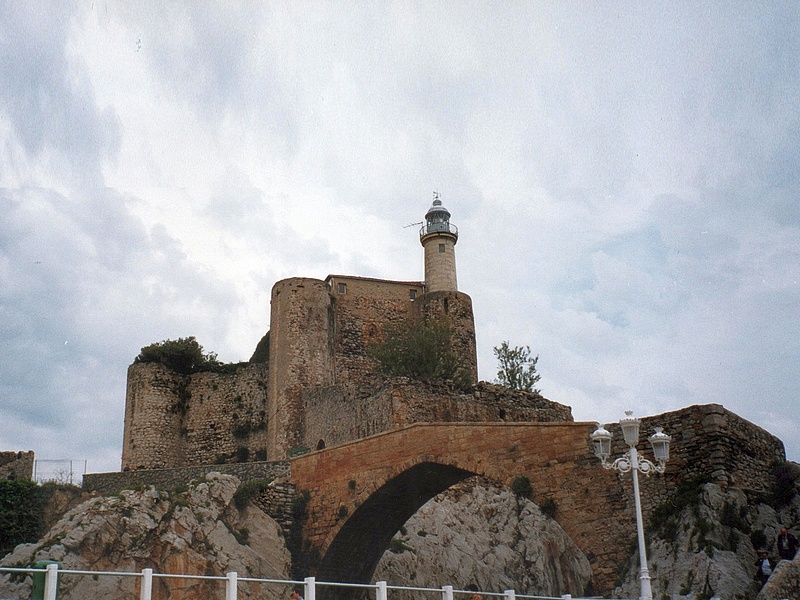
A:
<box><xmin>404</xmin><ymin>221</ymin><xmax>423</xmax><ymax>228</ymax></box>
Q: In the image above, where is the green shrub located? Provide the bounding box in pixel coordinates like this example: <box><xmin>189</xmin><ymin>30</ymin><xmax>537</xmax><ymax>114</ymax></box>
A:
<box><xmin>291</xmin><ymin>490</ymin><xmax>311</xmax><ymax>517</ymax></box>
<box><xmin>235</xmin><ymin>447</ymin><xmax>250</xmax><ymax>463</ymax></box>
<box><xmin>388</xmin><ymin>537</ymin><xmax>415</xmax><ymax>554</ymax></box>
<box><xmin>750</xmin><ymin>530</ymin><xmax>768</xmax><ymax>551</ymax></box>
<box><xmin>232</xmin><ymin>527</ymin><xmax>250</xmax><ymax>545</ymax></box>
<box><xmin>249</xmin><ymin>332</ymin><xmax>270</xmax><ymax>363</ymax></box>
<box><xmin>0</xmin><ymin>479</ymin><xmax>47</xmax><ymax>556</ymax></box>
<box><xmin>719</xmin><ymin>500</ymin><xmax>749</xmax><ymax>532</ymax></box>
<box><xmin>232</xmin><ymin>423</ymin><xmax>251</xmax><ymax>439</ymax></box>
<box><xmin>368</xmin><ymin>320</ymin><xmax>471</xmax><ymax>388</ymax></box>
<box><xmin>650</xmin><ymin>474</ymin><xmax>711</xmax><ymax>540</ymax></box>
<box><xmin>233</xmin><ymin>479</ymin><xmax>274</xmax><ymax>510</ymax></box>
<box><xmin>134</xmin><ymin>337</ymin><xmax>245</xmax><ymax>375</ymax></box>
<box><xmin>511</xmin><ymin>475</ymin><xmax>532</xmax><ymax>498</ymax></box>
<box><xmin>540</xmin><ymin>498</ymin><xmax>557</xmax><ymax>518</ymax></box>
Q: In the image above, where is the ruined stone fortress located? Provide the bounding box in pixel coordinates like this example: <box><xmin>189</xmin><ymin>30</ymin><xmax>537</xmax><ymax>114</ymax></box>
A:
<box><xmin>76</xmin><ymin>196</ymin><xmax>792</xmax><ymax>595</ymax></box>
<box><xmin>122</xmin><ymin>195</ymin><xmax>562</xmax><ymax>470</ymax></box>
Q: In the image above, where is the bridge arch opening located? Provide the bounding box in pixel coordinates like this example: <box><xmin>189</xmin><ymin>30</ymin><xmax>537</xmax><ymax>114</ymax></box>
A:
<box><xmin>317</xmin><ymin>461</ymin><xmax>476</xmax><ymax>584</ymax></box>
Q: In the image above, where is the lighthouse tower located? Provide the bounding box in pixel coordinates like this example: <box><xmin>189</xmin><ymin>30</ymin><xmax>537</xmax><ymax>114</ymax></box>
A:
<box><xmin>419</xmin><ymin>193</ymin><xmax>458</xmax><ymax>292</ymax></box>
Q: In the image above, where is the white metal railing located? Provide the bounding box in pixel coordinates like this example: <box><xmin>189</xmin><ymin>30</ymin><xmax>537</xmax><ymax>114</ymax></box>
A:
<box><xmin>0</xmin><ymin>565</ymin><xmax>592</xmax><ymax>600</ymax></box>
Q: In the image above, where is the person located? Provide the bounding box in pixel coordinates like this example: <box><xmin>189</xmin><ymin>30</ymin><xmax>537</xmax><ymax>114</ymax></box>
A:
<box><xmin>776</xmin><ymin>526</ymin><xmax>799</xmax><ymax>561</ymax></box>
<box><xmin>754</xmin><ymin>550</ymin><xmax>776</xmax><ymax>587</ymax></box>
<box><xmin>465</xmin><ymin>584</ymin><xmax>482</xmax><ymax>600</ymax></box>
<box><xmin>290</xmin><ymin>589</ymin><xmax>304</xmax><ymax>600</ymax></box>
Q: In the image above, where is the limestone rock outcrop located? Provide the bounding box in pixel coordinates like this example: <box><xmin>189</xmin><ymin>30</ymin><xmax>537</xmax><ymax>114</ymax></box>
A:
<box><xmin>374</xmin><ymin>477</ymin><xmax>592</xmax><ymax>598</ymax></box>
<box><xmin>614</xmin><ymin>482</ymin><xmax>800</xmax><ymax>600</ymax></box>
<box><xmin>0</xmin><ymin>473</ymin><xmax>290</xmax><ymax>600</ymax></box>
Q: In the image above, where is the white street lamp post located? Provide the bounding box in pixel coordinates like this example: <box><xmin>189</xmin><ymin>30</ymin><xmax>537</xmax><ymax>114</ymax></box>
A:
<box><xmin>590</xmin><ymin>411</ymin><xmax>671</xmax><ymax>600</ymax></box>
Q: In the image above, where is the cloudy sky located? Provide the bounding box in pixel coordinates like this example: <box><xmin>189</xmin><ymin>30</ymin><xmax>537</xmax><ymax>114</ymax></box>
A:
<box><xmin>1</xmin><ymin>2</ymin><xmax>798</xmax><ymax>477</ymax></box>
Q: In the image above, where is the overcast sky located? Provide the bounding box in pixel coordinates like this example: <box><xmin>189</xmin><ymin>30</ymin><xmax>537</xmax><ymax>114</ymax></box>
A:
<box><xmin>1</xmin><ymin>2</ymin><xmax>798</xmax><ymax>477</ymax></box>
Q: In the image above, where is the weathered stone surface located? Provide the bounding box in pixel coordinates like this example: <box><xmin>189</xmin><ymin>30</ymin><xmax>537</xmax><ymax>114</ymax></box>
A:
<box><xmin>0</xmin><ymin>451</ymin><xmax>34</xmax><ymax>481</ymax></box>
<box><xmin>122</xmin><ymin>363</ymin><xmax>270</xmax><ymax>470</ymax></box>
<box><xmin>374</xmin><ymin>477</ymin><xmax>592</xmax><ymax>598</ymax></box>
<box><xmin>614</xmin><ymin>481</ymin><xmax>800</xmax><ymax>600</ymax></box>
<box><xmin>758</xmin><ymin>551</ymin><xmax>800</xmax><ymax>600</ymax></box>
<box><xmin>0</xmin><ymin>473</ymin><xmax>291</xmax><ymax>600</ymax></box>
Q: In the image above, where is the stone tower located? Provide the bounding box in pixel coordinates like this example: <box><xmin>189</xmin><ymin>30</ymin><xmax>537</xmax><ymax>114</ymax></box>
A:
<box><xmin>420</xmin><ymin>193</ymin><xmax>458</xmax><ymax>292</ymax></box>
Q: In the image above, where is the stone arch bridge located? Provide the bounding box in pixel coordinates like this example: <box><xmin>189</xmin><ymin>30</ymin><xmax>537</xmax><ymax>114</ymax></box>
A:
<box><xmin>290</xmin><ymin>421</ymin><xmax>637</xmax><ymax>594</ymax></box>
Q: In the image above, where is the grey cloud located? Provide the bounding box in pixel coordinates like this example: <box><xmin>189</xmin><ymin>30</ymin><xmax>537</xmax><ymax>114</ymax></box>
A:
<box><xmin>0</xmin><ymin>190</ymin><xmax>250</xmax><ymax>467</ymax></box>
<box><xmin>0</xmin><ymin>4</ymin><xmax>120</xmax><ymax>185</ymax></box>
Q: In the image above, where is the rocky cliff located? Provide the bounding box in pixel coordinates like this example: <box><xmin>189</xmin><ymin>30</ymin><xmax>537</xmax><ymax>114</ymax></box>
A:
<box><xmin>3</xmin><ymin>470</ymin><xmax>798</xmax><ymax>600</ymax></box>
<box><xmin>614</xmin><ymin>477</ymin><xmax>800</xmax><ymax>600</ymax></box>
<box><xmin>0</xmin><ymin>473</ymin><xmax>291</xmax><ymax>600</ymax></box>
<box><xmin>374</xmin><ymin>476</ymin><xmax>593</xmax><ymax>598</ymax></box>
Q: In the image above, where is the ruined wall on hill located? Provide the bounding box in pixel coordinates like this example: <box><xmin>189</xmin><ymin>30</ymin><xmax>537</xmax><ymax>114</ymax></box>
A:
<box><xmin>122</xmin><ymin>363</ymin><xmax>269</xmax><ymax>470</ymax></box>
<box><xmin>0</xmin><ymin>451</ymin><xmax>34</xmax><ymax>480</ymax></box>
<box><xmin>639</xmin><ymin>404</ymin><xmax>785</xmax><ymax>496</ymax></box>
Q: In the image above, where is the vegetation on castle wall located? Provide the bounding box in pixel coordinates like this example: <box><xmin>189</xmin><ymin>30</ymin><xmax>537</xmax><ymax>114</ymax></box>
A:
<box><xmin>233</xmin><ymin>478</ymin><xmax>274</xmax><ymax>510</ymax></box>
<box><xmin>369</xmin><ymin>320</ymin><xmax>470</xmax><ymax>388</ymax></box>
<box><xmin>134</xmin><ymin>336</ymin><xmax>246</xmax><ymax>375</ymax></box>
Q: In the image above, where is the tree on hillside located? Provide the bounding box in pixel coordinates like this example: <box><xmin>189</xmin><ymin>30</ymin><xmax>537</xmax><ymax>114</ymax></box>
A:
<box><xmin>493</xmin><ymin>341</ymin><xmax>540</xmax><ymax>393</ymax></box>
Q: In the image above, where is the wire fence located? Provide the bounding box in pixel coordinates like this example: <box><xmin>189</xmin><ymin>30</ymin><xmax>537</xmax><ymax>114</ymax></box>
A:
<box><xmin>32</xmin><ymin>460</ymin><xmax>87</xmax><ymax>486</ymax></box>
<box><xmin>0</xmin><ymin>566</ymin><xmax>597</xmax><ymax>600</ymax></box>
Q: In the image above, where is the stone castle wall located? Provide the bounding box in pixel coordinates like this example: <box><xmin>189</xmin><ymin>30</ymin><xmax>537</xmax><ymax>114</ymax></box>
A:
<box><xmin>637</xmin><ymin>404</ymin><xmax>785</xmax><ymax>496</ymax></box>
<box><xmin>84</xmin><ymin>461</ymin><xmax>290</xmax><ymax>495</ymax></box>
<box><xmin>122</xmin><ymin>363</ymin><xmax>269</xmax><ymax>470</ymax></box>
<box><xmin>0</xmin><ymin>451</ymin><xmax>34</xmax><ymax>481</ymax></box>
<box><xmin>326</xmin><ymin>275</ymin><xmax>425</xmax><ymax>390</ymax></box>
<box><xmin>268</xmin><ymin>278</ymin><xmax>334</xmax><ymax>459</ymax></box>
<box><xmin>123</xmin><ymin>275</ymin><xmax>480</xmax><ymax>466</ymax></box>
<box><xmin>304</xmin><ymin>379</ymin><xmax>573</xmax><ymax>450</ymax></box>
<box><xmin>265</xmin><ymin>275</ymin><xmax>479</xmax><ymax>459</ymax></box>
<box><xmin>418</xmin><ymin>291</ymin><xmax>478</xmax><ymax>384</ymax></box>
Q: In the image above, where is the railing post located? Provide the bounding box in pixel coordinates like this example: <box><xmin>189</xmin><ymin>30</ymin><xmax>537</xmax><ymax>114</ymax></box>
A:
<box><xmin>442</xmin><ymin>584</ymin><xmax>454</xmax><ymax>600</ymax></box>
<box><xmin>376</xmin><ymin>580</ymin><xmax>388</xmax><ymax>600</ymax></box>
<box><xmin>226</xmin><ymin>571</ymin><xmax>237</xmax><ymax>600</ymax></box>
<box><xmin>504</xmin><ymin>589</ymin><xmax>515</xmax><ymax>600</ymax></box>
<box><xmin>305</xmin><ymin>576</ymin><xmax>316</xmax><ymax>600</ymax></box>
<box><xmin>140</xmin><ymin>568</ymin><xmax>153</xmax><ymax>600</ymax></box>
<box><xmin>43</xmin><ymin>563</ymin><xmax>58</xmax><ymax>600</ymax></box>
